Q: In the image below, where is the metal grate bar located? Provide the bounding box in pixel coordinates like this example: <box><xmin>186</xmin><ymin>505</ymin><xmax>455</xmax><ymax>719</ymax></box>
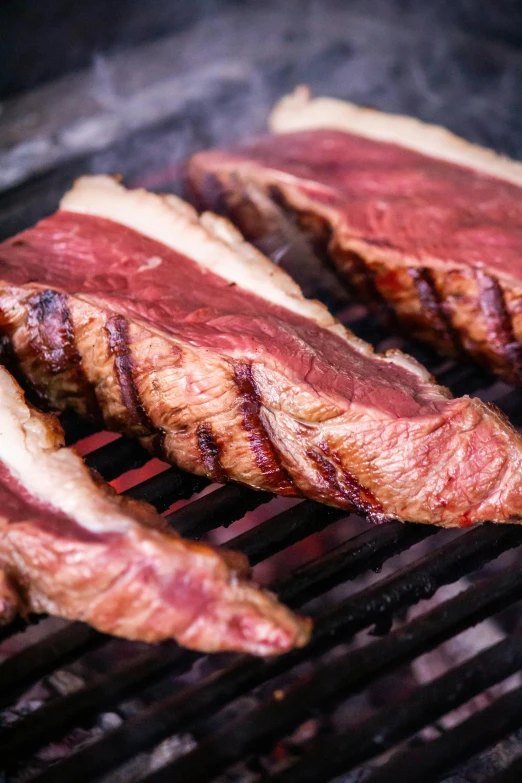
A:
<box><xmin>0</xmin><ymin>614</ymin><xmax>42</xmax><ymax>645</ymax></box>
<box><xmin>0</xmin><ymin>645</ymin><xmax>197</xmax><ymax>769</ymax></box>
<box><xmin>229</xmin><ymin>502</ymin><xmax>346</xmax><ymax>564</ymax></box>
<box><xmin>167</xmin><ymin>484</ymin><xmax>272</xmax><ymax>537</ymax></box>
<box><xmin>125</xmin><ymin>466</ymin><xmax>209</xmax><ymax>512</ymax></box>
<box><xmin>364</xmin><ymin>683</ymin><xmax>522</xmax><ymax>783</ymax></box>
<box><xmin>274</xmin><ymin>520</ymin><xmax>436</xmax><ymax>608</ymax></box>
<box><xmin>59</xmin><ymin>412</ymin><xmax>102</xmax><ymax>446</ymax></box>
<box><xmin>142</xmin><ymin>566</ymin><xmax>522</xmax><ymax>783</ymax></box>
<box><xmin>0</xmin><ymin>500</ymin><xmax>346</xmax><ymax>719</ymax></box>
<box><xmin>0</xmin><ymin>624</ymin><xmax>104</xmax><ymax>711</ymax></box>
<box><xmin>268</xmin><ymin>631</ymin><xmax>522</xmax><ymax>783</ymax></box>
<box><xmin>31</xmin><ymin>525</ymin><xmax>522</xmax><ymax>783</ymax></box>
<box><xmin>307</xmin><ymin>525</ymin><xmax>522</xmax><ymax>647</ymax></box>
<box><xmin>84</xmin><ymin>437</ymin><xmax>151</xmax><ymax>481</ymax></box>
<box><xmin>0</xmin><ymin>520</ymin><xmax>432</xmax><ymax>766</ymax></box>
<box><xmin>486</xmin><ymin>756</ymin><xmax>522</xmax><ymax>783</ymax></box>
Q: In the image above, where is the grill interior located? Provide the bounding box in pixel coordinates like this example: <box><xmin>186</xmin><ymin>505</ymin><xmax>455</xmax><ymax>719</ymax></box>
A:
<box><xmin>2</xmin><ymin>3</ymin><xmax>522</xmax><ymax>775</ymax></box>
<box><xmin>1</xmin><ymin>293</ymin><xmax>522</xmax><ymax>783</ymax></box>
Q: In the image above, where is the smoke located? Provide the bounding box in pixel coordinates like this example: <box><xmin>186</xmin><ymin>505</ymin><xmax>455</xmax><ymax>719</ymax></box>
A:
<box><xmin>1</xmin><ymin>0</ymin><xmax>521</xmax><ymax>195</ymax></box>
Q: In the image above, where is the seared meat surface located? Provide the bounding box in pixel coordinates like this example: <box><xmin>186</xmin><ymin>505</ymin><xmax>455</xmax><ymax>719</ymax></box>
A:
<box><xmin>187</xmin><ymin>87</ymin><xmax>522</xmax><ymax>385</ymax></box>
<box><xmin>0</xmin><ymin>366</ymin><xmax>309</xmax><ymax>655</ymax></box>
<box><xmin>1</xmin><ymin>176</ymin><xmax>522</xmax><ymax>528</ymax></box>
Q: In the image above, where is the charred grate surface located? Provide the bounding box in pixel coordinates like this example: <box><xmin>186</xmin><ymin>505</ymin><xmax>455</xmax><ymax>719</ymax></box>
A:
<box><xmin>1</xmin><ymin>3</ymin><xmax>522</xmax><ymax>778</ymax></box>
<box><xmin>0</xmin><ymin>313</ymin><xmax>522</xmax><ymax>783</ymax></box>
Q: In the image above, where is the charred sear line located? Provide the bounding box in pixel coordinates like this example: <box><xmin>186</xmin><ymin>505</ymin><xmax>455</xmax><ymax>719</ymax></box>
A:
<box><xmin>308</xmin><ymin>444</ymin><xmax>385</xmax><ymax>522</ymax></box>
<box><xmin>196</xmin><ymin>423</ymin><xmax>228</xmax><ymax>484</ymax></box>
<box><xmin>105</xmin><ymin>314</ymin><xmax>154</xmax><ymax>431</ymax></box>
<box><xmin>28</xmin><ymin>290</ymin><xmax>82</xmax><ymax>373</ymax></box>
<box><xmin>234</xmin><ymin>363</ymin><xmax>296</xmax><ymax>496</ymax></box>
<box><xmin>477</xmin><ymin>271</ymin><xmax>522</xmax><ymax>382</ymax></box>
<box><xmin>26</xmin><ymin>290</ymin><xmax>99</xmax><ymax>414</ymax></box>
<box><xmin>409</xmin><ymin>267</ymin><xmax>463</xmax><ymax>354</ymax></box>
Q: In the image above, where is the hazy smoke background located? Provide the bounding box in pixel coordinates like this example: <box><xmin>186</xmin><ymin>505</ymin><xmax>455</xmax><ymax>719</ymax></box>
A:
<box><xmin>1</xmin><ymin>0</ymin><xmax>522</xmax><ymax>208</ymax></box>
<box><xmin>1</xmin><ymin>4</ymin><xmax>522</xmax><ymax>779</ymax></box>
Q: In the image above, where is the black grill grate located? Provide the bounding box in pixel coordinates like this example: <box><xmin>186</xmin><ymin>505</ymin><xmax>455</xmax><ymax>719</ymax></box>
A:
<box><xmin>0</xmin><ymin>306</ymin><xmax>522</xmax><ymax>783</ymax></box>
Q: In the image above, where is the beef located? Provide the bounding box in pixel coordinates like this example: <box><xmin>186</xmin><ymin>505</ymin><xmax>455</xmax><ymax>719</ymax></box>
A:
<box><xmin>1</xmin><ymin>176</ymin><xmax>522</xmax><ymax>529</ymax></box>
<box><xmin>0</xmin><ymin>365</ymin><xmax>309</xmax><ymax>655</ymax></box>
<box><xmin>187</xmin><ymin>86</ymin><xmax>522</xmax><ymax>384</ymax></box>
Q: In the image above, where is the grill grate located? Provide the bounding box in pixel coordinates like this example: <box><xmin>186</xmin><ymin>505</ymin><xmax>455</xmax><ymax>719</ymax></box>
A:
<box><xmin>488</xmin><ymin>756</ymin><xmax>522</xmax><ymax>783</ymax></box>
<box><xmin>1</xmin><ymin>314</ymin><xmax>522</xmax><ymax>782</ymax></box>
<box><xmin>2</xmin><ymin>229</ymin><xmax>522</xmax><ymax>783</ymax></box>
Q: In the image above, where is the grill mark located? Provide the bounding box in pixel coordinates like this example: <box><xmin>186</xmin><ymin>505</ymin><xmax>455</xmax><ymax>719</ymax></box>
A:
<box><xmin>27</xmin><ymin>290</ymin><xmax>81</xmax><ymax>372</ymax></box>
<box><xmin>234</xmin><ymin>363</ymin><xmax>296</xmax><ymax>496</ymax></box>
<box><xmin>308</xmin><ymin>444</ymin><xmax>385</xmax><ymax>523</ymax></box>
<box><xmin>476</xmin><ymin>270</ymin><xmax>522</xmax><ymax>382</ymax></box>
<box><xmin>105</xmin><ymin>315</ymin><xmax>154</xmax><ymax>431</ymax></box>
<box><xmin>24</xmin><ymin>290</ymin><xmax>99</xmax><ymax>414</ymax></box>
<box><xmin>196</xmin><ymin>423</ymin><xmax>228</xmax><ymax>484</ymax></box>
<box><xmin>409</xmin><ymin>267</ymin><xmax>463</xmax><ymax>354</ymax></box>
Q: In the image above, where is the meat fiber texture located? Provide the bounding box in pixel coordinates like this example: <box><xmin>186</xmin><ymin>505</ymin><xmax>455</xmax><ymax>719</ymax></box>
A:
<box><xmin>1</xmin><ymin>176</ymin><xmax>522</xmax><ymax>529</ymax></box>
<box><xmin>0</xmin><ymin>366</ymin><xmax>309</xmax><ymax>655</ymax></box>
<box><xmin>188</xmin><ymin>86</ymin><xmax>522</xmax><ymax>385</ymax></box>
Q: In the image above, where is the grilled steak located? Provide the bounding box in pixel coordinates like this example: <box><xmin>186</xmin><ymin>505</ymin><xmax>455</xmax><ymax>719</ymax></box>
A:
<box><xmin>1</xmin><ymin>176</ymin><xmax>522</xmax><ymax>528</ymax></box>
<box><xmin>187</xmin><ymin>86</ymin><xmax>522</xmax><ymax>384</ymax></box>
<box><xmin>0</xmin><ymin>365</ymin><xmax>309</xmax><ymax>654</ymax></box>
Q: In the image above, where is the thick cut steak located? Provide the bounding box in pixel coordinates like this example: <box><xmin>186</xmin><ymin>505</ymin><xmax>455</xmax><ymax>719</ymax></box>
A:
<box><xmin>1</xmin><ymin>176</ymin><xmax>522</xmax><ymax>528</ymax></box>
<box><xmin>187</xmin><ymin>87</ymin><xmax>522</xmax><ymax>384</ymax></box>
<box><xmin>0</xmin><ymin>366</ymin><xmax>308</xmax><ymax>655</ymax></box>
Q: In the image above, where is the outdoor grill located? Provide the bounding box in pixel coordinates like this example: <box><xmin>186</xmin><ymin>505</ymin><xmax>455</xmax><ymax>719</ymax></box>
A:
<box><xmin>2</xmin><ymin>2</ymin><xmax>522</xmax><ymax>781</ymax></box>
<box><xmin>1</xmin><ymin>296</ymin><xmax>522</xmax><ymax>783</ymax></box>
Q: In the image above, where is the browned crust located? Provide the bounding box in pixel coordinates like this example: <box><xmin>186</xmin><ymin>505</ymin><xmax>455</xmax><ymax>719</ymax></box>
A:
<box><xmin>27</xmin><ymin>289</ymin><xmax>100</xmax><ymax>410</ymax></box>
<box><xmin>308</xmin><ymin>444</ymin><xmax>385</xmax><ymax>523</ymax></box>
<box><xmin>476</xmin><ymin>271</ymin><xmax>522</xmax><ymax>384</ymax></box>
<box><xmin>105</xmin><ymin>314</ymin><xmax>155</xmax><ymax>432</ymax></box>
<box><xmin>0</xmin><ymin>367</ymin><xmax>311</xmax><ymax>654</ymax></box>
<box><xmin>188</xmin><ymin>165</ymin><xmax>522</xmax><ymax>385</ymax></box>
<box><xmin>234</xmin><ymin>364</ymin><xmax>297</xmax><ymax>496</ymax></box>
<box><xmin>408</xmin><ymin>267</ymin><xmax>463</xmax><ymax>356</ymax></box>
<box><xmin>5</xmin><ymin>177</ymin><xmax>522</xmax><ymax>528</ymax></box>
<box><xmin>196</xmin><ymin>422</ymin><xmax>228</xmax><ymax>483</ymax></box>
<box><xmin>27</xmin><ymin>290</ymin><xmax>79</xmax><ymax>372</ymax></box>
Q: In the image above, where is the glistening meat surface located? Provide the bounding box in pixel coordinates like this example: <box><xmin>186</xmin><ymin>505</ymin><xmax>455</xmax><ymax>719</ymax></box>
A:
<box><xmin>0</xmin><ymin>366</ymin><xmax>309</xmax><ymax>655</ymax></box>
<box><xmin>187</xmin><ymin>89</ymin><xmax>522</xmax><ymax>383</ymax></box>
<box><xmin>1</xmin><ymin>176</ymin><xmax>522</xmax><ymax>527</ymax></box>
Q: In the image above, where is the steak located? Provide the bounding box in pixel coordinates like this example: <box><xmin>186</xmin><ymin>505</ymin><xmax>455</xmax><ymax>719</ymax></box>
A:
<box><xmin>0</xmin><ymin>365</ymin><xmax>309</xmax><ymax>655</ymax></box>
<box><xmin>187</xmin><ymin>86</ymin><xmax>522</xmax><ymax>384</ymax></box>
<box><xmin>1</xmin><ymin>176</ymin><xmax>522</xmax><ymax>528</ymax></box>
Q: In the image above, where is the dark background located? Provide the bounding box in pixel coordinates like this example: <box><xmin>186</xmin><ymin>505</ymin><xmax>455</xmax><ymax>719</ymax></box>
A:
<box><xmin>1</xmin><ymin>0</ymin><xmax>522</xmax><ymax>238</ymax></box>
<box><xmin>2</xmin><ymin>0</ymin><xmax>522</xmax><ymax>100</ymax></box>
